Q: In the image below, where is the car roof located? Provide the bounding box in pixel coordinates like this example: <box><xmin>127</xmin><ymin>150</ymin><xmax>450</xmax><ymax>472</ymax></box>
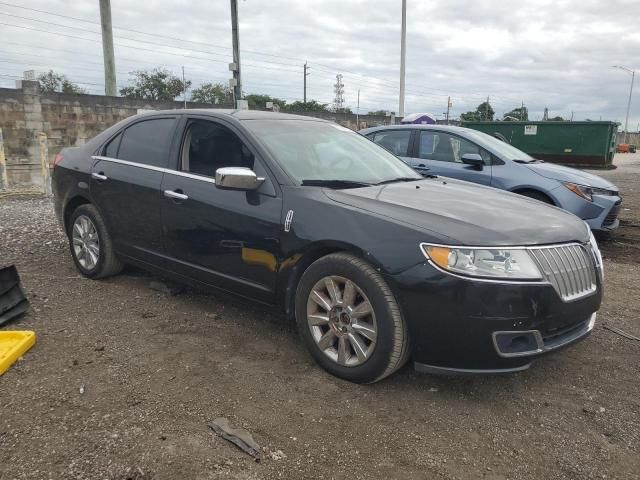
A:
<box><xmin>135</xmin><ymin>108</ymin><xmax>331</xmax><ymax>122</ymax></box>
<box><xmin>359</xmin><ymin>124</ymin><xmax>472</xmax><ymax>134</ymax></box>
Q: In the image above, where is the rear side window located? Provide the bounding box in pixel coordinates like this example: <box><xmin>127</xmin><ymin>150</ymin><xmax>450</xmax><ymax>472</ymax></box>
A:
<box><xmin>103</xmin><ymin>133</ymin><xmax>121</xmax><ymax>158</ymax></box>
<box><xmin>371</xmin><ymin>130</ymin><xmax>412</xmax><ymax>157</ymax></box>
<box><xmin>117</xmin><ymin>118</ymin><xmax>175</xmax><ymax>167</ymax></box>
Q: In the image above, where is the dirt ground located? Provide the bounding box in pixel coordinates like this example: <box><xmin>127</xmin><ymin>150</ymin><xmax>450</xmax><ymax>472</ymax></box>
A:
<box><xmin>1</xmin><ymin>155</ymin><xmax>639</xmax><ymax>480</ymax></box>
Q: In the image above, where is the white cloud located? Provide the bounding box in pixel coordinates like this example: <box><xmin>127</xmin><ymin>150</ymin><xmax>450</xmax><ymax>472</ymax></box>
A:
<box><xmin>0</xmin><ymin>0</ymin><xmax>638</xmax><ymax>126</ymax></box>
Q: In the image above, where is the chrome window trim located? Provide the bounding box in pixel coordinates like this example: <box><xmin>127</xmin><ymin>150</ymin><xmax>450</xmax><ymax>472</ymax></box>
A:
<box><xmin>91</xmin><ymin>156</ymin><xmax>217</xmax><ymax>184</ymax></box>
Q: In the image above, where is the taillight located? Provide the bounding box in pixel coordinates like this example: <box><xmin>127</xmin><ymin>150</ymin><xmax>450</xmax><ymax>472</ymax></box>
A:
<box><xmin>53</xmin><ymin>153</ymin><xmax>64</xmax><ymax>168</ymax></box>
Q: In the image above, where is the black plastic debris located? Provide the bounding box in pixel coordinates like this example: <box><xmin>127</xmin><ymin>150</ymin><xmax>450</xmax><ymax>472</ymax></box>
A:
<box><xmin>0</xmin><ymin>265</ymin><xmax>30</xmax><ymax>326</ymax></box>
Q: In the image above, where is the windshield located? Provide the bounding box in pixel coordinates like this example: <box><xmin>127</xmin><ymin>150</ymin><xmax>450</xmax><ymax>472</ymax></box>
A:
<box><xmin>243</xmin><ymin>120</ymin><xmax>421</xmax><ymax>184</ymax></box>
<box><xmin>464</xmin><ymin>129</ymin><xmax>535</xmax><ymax>162</ymax></box>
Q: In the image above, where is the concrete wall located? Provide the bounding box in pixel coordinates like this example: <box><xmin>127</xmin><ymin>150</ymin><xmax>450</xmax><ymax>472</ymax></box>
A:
<box><xmin>0</xmin><ymin>82</ymin><xmax>392</xmax><ymax>191</ymax></box>
<box><xmin>616</xmin><ymin>132</ymin><xmax>640</xmax><ymax>145</ymax></box>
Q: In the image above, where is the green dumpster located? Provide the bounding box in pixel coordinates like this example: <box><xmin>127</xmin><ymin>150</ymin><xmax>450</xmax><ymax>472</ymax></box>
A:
<box><xmin>461</xmin><ymin>121</ymin><xmax>617</xmax><ymax>168</ymax></box>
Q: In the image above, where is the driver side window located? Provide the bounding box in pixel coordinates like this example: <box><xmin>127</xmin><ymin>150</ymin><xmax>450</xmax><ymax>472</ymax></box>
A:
<box><xmin>418</xmin><ymin>131</ymin><xmax>491</xmax><ymax>165</ymax></box>
<box><xmin>181</xmin><ymin>119</ymin><xmax>255</xmax><ymax>177</ymax></box>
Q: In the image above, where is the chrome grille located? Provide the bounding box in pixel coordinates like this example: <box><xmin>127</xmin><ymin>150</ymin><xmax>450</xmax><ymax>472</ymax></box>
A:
<box><xmin>529</xmin><ymin>244</ymin><xmax>597</xmax><ymax>301</ymax></box>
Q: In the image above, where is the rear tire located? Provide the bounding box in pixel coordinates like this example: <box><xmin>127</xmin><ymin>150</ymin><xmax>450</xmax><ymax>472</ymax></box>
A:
<box><xmin>295</xmin><ymin>252</ymin><xmax>410</xmax><ymax>383</ymax></box>
<box><xmin>518</xmin><ymin>189</ymin><xmax>554</xmax><ymax>205</ymax></box>
<box><xmin>67</xmin><ymin>204</ymin><xmax>123</xmax><ymax>279</ymax></box>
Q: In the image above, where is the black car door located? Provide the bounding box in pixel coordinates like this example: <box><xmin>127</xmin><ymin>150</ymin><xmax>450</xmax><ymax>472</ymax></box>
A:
<box><xmin>91</xmin><ymin>116</ymin><xmax>178</xmax><ymax>264</ymax></box>
<box><xmin>160</xmin><ymin>116</ymin><xmax>282</xmax><ymax>304</ymax></box>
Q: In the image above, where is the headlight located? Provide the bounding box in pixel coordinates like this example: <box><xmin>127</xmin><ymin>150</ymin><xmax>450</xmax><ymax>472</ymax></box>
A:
<box><xmin>563</xmin><ymin>182</ymin><xmax>592</xmax><ymax>201</ymax></box>
<box><xmin>588</xmin><ymin>228</ymin><xmax>604</xmax><ymax>279</ymax></box>
<box><xmin>421</xmin><ymin>244</ymin><xmax>542</xmax><ymax>280</ymax></box>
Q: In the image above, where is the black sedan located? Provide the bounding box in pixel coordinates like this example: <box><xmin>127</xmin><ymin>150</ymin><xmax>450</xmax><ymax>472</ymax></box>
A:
<box><xmin>52</xmin><ymin>110</ymin><xmax>603</xmax><ymax>383</ymax></box>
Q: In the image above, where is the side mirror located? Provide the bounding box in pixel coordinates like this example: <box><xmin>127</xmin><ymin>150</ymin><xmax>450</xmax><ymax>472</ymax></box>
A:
<box><xmin>215</xmin><ymin>167</ymin><xmax>265</xmax><ymax>190</ymax></box>
<box><xmin>461</xmin><ymin>153</ymin><xmax>484</xmax><ymax>170</ymax></box>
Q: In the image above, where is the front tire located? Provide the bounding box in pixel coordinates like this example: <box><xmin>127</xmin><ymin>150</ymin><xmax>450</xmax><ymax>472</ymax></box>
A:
<box><xmin>295</xmin><ymin>252</ymin><xmax>409</xmax><ymax>383</ymax></box>
<box><xmin>67</xmin><ymin>204</ymin><xmax>123</xmax><ymax>279</ymax></box>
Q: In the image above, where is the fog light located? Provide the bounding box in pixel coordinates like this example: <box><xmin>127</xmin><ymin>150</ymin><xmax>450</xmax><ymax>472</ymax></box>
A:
<box><xmin>492</xmin><ymin>330</ymin><xmax>543</xmax><ymax>358</ymax></box>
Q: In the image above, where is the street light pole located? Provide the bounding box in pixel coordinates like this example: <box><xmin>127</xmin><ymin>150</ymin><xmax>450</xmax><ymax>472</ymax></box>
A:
<box><xmin>613</xmin><ymin>65</ymin><xmax>635</xmax><ymax>144</ymax></box>
<box><xmin>398</xmin><ymin>0</ymin><xmax>406</xmax><ymax>119</ymax></box>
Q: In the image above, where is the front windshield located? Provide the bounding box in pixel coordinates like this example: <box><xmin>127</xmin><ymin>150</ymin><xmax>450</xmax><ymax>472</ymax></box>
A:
<box><xmin>243</xmin><ymin>120</ymin><xmax>421</xmax><ymax>184</ymax></box>
<box><xmin>464</xmin><ymin>129</ymin><xmax>535</xmax><ymax>162</ymax></box>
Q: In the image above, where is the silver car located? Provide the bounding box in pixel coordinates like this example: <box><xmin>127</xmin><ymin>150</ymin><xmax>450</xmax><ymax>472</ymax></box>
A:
<box><xmin>360</xmin><ymin>125</ymin><xmax>621</xmax><ymax>231</ymax></box>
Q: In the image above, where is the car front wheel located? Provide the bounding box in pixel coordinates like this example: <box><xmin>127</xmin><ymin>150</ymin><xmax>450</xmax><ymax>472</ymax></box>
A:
<box><xmin>67</xmin><ymin>204</ymin><xmax>123</xmax><ymax>279</ymax></box>
<box><xmin>295</xmin><ymin>252</ymin><xmax>410</xmax><ymax>383</ymax></box>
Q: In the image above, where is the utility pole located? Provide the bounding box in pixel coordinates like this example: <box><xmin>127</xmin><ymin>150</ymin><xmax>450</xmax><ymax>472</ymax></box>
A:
<box><xmin>398</xmin><ymin>0</ymin><xmax>407</xmax><ymax>118</ymax></box>
<box><xmin>446</xmin><ymin>96</ymin><xmax>451</xmax><ymax>124</ymax></box>
<box><xmin>485</xmin><ymin>96</ymin><xmax>490</xmax><ymax>121</ymax></box>
<box><xmin>99</xmin><ymin>0</ymin><xmax>117</xmax><ymax>96</ymax></box>
<box><xmin>303</xmin><ymin>62</ymin><xmax>310</xmax><ymax>104</ymax></box>
<box><xmin>612</xmin><ymin>65</ymin><xmax>635</xmax><ymax>144</ymax></box>
<box><xmin>570</xmin><ymin>111</ymin><xmax>574</xmax><ymax>121</ymax></box>
<box><xmin>230</xmin><ymin>0</ymin><xmax>242</xmax><ymax>107</ymax></box>
<box><xmin>356</xmin><ymin>89</ymin><xmax>360</xmax><ymax>130</ymax></box>
<box><xmin>182</xmin><ymin>66</ymin><xmax>187</xmax><ymax>109</ymax></box>
<box><xmin>521</xmin><ymin>101</ymin><xmax>524</xmax><ymax>121</ymax></box>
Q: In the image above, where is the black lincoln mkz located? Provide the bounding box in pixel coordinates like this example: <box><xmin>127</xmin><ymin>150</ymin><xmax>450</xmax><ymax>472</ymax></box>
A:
<box><xmin>52</xmin><ymin>110</ymin><xmax>603</xmax><ymax>383</ymax></box>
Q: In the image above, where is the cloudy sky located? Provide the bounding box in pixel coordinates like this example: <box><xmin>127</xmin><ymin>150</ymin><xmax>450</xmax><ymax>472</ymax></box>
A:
<box><xmin>0</xmin><ymin>0</ymin><xmax>638</xmax><ymax>127</ymax></box>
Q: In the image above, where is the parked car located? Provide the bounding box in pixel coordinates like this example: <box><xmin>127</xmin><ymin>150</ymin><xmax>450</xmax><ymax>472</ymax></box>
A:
<box><xmin>53</xmin><ymin>110</ymin><xmax>603</xmax><ymax>383</ymax></box>
<box><xmin>360</xmin><ymin>125</ymin><xmax>621</xmax><ymax>231</ymax></box>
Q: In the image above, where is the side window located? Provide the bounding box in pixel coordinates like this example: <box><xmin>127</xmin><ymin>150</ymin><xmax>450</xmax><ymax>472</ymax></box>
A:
<box><xmin>418</xmin><ymin>131</ymin><xmax>491</xmax><ymax>165</ymax></box>
<box><xmin>181</xmin><ymin>120</ymin><xmax>255</xmax><ymax>177</ymax></box>
<box><xmin>103</xmin><ymin>133</ymin><xmax>121</xmax><ymax>158</ymax></box>
<box><xmin>117</xmin><ymin>118</ymin><xmax>176</xmax><ymax>167</ymax></box>
<box><xmin>371</xmin><ymin>130</ymin><xmax>412</xmax><ymax>157</ymax></box>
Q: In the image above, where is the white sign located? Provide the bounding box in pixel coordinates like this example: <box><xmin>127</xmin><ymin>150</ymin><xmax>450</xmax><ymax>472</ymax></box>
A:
<box><xmin>524</xmin><ymin>125</ymin><xmax>538</xmax><ymax>135</ymax></box>
<box><xmin>236</xmin><ymin>99</ymin><xmax>249</xmax><ymax>110</ymax></box>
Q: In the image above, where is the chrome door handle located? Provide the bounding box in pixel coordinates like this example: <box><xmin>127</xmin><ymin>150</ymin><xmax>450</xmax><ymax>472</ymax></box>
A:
<box><xmin>91</xmin><ymin>172</ymin><xmax>108</xmax><ymax>181</ymax></box>
<box><xmin>164</xmin><ymin>189</ymin><xmax>188</xmax><ymax>201</ymax></box>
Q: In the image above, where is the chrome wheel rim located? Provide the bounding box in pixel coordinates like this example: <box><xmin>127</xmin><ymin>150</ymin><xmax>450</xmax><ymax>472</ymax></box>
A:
<box><xmin>306</xmin><ymin>276</ymin><xmax>377</xmax><ymax>367</ymax></box>
<box><xmin>72</xmin><ymin>215</ymin><xmax>100</xmax><ymax>270</ymax></box>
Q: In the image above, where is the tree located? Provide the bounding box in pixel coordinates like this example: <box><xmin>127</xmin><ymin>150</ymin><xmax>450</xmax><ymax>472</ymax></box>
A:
<box><xmin>548</xmin><ymin>116</ymin><xmax>565</xmax><ymax>121</ymax></box>
<box><xmin>335</xmin><ymin>107</ymin><xmax>353</xmax><ymax>114</ymax></box>
<box><xmin>460</xmin><ymin>101</ymin><xmax>494</xmax><ymax>121</ymax></box>
<box><xmin>38</xmin><ymin>70</ymin><xmax>86</xmax><ymax>94</ymax></box>
<box><xmin>244</xmin><ymin>93</ymin><xmax>286</xmax><ymax>110</ymax></box>
<box><xmin>283</xmin><ymin>100</ymin><xmax>329</xmax><ymax>112</ymax></box>
<box><xmin>367</xmin><ymin>110</ymin><xmax>388</xmax><ymax>116</ymax></box>
<box><xmin>191</xmin><ymin>82</ymin><xmax>232</xmax><ymax>105</ymax></box>
<box><xmin>503</xmin><ymin>106</ymin><xmax>528</xmax><ymax>121</ymax></box>
<box><xmin>120</xmin><ymin>68</ymin><xmax>190</xmax><ymax>101</ymax></box>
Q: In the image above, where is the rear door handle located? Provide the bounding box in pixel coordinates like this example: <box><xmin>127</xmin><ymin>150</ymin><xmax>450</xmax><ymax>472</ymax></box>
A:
<box><xmin>164</xmin><ymin>189</ymin><xmax>189</xmax><ymax>201</ymax></box>
<box><xmin>91</xmin><ymin>172</ymin><xmax>108</xmax><ymax>181</ymax></box>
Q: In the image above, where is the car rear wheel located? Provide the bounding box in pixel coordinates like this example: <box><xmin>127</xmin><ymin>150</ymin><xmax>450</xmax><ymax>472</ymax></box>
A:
<box><xmin>68</xmin><ymin>204</ymin><xmax>123</xmax><ymax>279</ymax></box>
<box><xmin>295</xmin><ymin>252</ymin><xmax>410</xmax><ymax>383</ymax></box>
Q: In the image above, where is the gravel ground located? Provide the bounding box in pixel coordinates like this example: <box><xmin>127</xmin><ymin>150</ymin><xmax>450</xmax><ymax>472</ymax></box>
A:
<box><xmin>1</xmin><ymin>155</ymin><xmax>639</xmax><ymax>480</ymax></box>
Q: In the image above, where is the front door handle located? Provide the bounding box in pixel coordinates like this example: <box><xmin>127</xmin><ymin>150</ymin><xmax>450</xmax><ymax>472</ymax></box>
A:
<box><xmin>164</xmin><ymin>189</ymin><xmax>189</xmax><ymax>201</ymax></box>
<box><xmin>91</xmin><ymin>172</ymin><xmax>108</xmax><ymax>181</ymax></box>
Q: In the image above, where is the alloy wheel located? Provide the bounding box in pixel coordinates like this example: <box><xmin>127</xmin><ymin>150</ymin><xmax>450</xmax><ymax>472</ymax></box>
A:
<box><xmin>72</xmin><ymin>215</ymin><xmax>100</xmax><ymax>270</ymax></box>
<box><xmin>306</xmin><ymin>275</ymin><xmax>377</xmax><ymax>367</ymax></box>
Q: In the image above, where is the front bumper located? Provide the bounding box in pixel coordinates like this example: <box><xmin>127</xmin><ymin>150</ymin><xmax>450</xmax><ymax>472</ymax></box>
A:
<box><xmin>386</xmin><ymin>262</ymin><xmax>602</xmax><ymax>374</ymax></box>
<box><xmin>585</xmin><ymin>196</ymin><xmax>621</xmax><ymax>231</ymax></box>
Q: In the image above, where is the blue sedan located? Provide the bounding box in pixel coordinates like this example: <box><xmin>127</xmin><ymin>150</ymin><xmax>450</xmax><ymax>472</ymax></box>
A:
<box><xmin>360</xmin><ymin>125</ymin><xmax>621</xmax><ymax>231</ymax></box>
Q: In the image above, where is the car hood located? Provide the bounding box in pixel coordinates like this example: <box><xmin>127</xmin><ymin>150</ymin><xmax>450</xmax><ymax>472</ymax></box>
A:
<box><xmin>524</xmin><ymin>162</ymin><xmax>617</xmax><ymax>190</ymax></box>
<box><xmin>324</xmin><ymin>178</ymin><xmax>589</xmax><ymax>246</ymax></box>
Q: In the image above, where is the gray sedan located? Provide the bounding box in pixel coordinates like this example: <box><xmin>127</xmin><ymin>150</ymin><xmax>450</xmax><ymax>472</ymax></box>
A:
<box><xmin>360</xmin><ymin>125</ymin><xmax>621</xmax><ymax>231</ymax></box>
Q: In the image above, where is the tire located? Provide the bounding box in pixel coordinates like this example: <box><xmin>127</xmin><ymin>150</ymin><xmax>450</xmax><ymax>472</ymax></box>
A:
<box><xmin>67</xmin><ymin>204</ymin><xmax>123</xmax><ymax>279</ymax></box>
<box><xmin>295</xmin><ymin>252</ymin><xmax>410</xmax><ymax>383</ymax></box>
<box><xmin>518</xmin><ymin>190</ymin><xmax>554</xmax><ymax>205</ymax></box>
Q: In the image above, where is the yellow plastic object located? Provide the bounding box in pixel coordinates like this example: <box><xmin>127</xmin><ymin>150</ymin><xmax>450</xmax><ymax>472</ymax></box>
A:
<box><xmin>0</xmin><ymin>331</ymin><xmax>36</xmax><ymax>376</ymax></box>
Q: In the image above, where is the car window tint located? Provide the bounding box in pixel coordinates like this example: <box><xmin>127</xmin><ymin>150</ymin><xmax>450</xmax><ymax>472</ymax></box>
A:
<box><xmin>419</xmin><ymin>131</ymin><xmax>491</xmax><ymax>165</ymax></box>
<box><xmin>371</xmin><ymin>130</ymin><xmax>411</xmax><ymax>156</ymax></box>
<box><xmin>104</xmin><ymin>132</ymin><xmax>121</xmax><ymax>158</ymax></box>
<box><xmin>117</xmin><ymin>118</ymin><xmax>175</xmax><ymax>167</ymax></box>
<box><xmin>181</xmin><ymin>120</ymin><xmax>255</xmax><ymax>177</ymax></box>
